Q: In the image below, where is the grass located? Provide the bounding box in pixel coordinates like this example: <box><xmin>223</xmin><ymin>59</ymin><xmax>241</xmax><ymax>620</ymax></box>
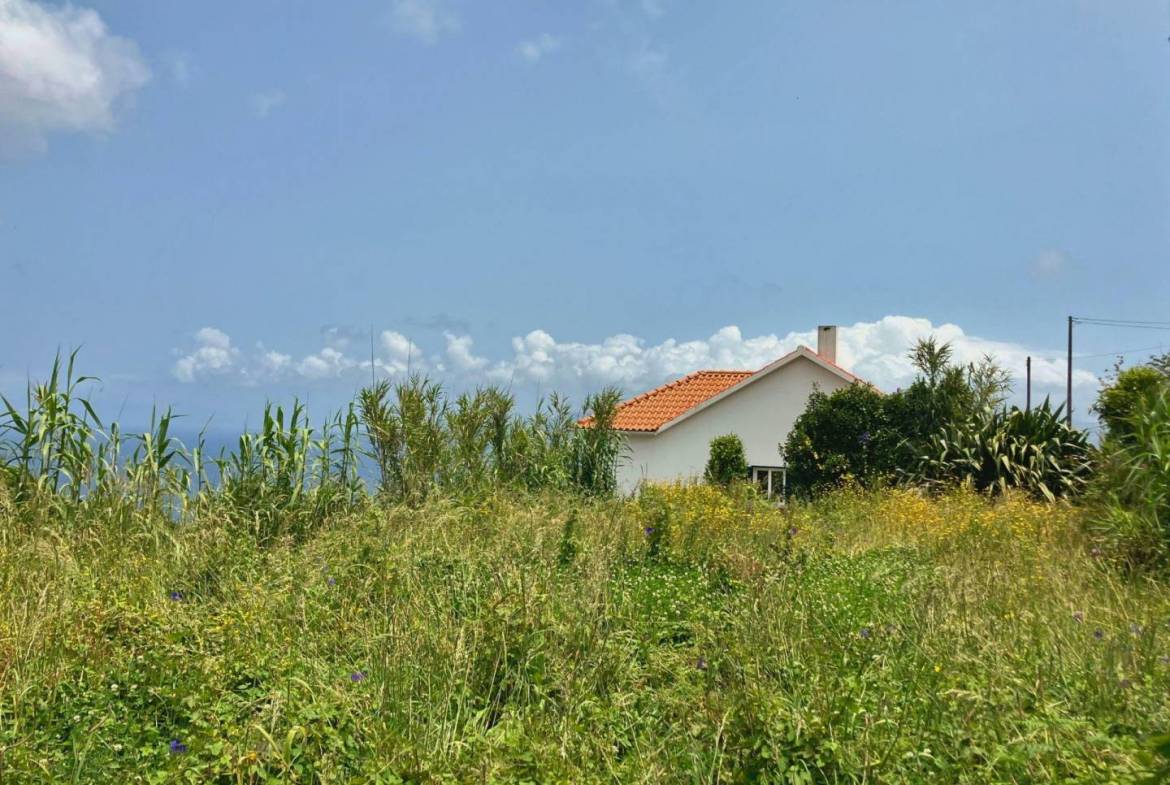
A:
<box><xmin>1</xmin><ymin>482</ymin><xmax>1168</xmax><ymax>783</ymax></box>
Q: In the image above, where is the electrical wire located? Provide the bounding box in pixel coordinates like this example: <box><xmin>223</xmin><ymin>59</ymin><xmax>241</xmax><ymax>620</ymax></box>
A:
<box><xmin>1072</xmin><ymin>317</ymin><xmax>1170</xmax><ymax>331</ymax></box>
<box><xmin>1073</xmin><ymin>344</ymin><xmax>1168</xmax><ymax>360</ymax></box>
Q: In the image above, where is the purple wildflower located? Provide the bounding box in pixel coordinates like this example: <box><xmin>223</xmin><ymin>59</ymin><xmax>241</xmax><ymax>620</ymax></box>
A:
<box><xmin>350</xmin><ymin>671</ymin><xmax>367</xmax><ymax>682</ymax></box>
<box><xmin>169</xmin><ymin>591</ymin><xmax>183</xmax><ymax>602</ymax></box>
<box><xmin>859</xmin><ymin>431</ymin><xmax>872</xmax><ymax>445</ymax></box>
<box><xmin>327</xmin><ymin>577</ymin><xmax>337</xmax><ymax>587</ymax></box>
<box><xmin>1093</xmin><ymin>629</ymin><xmax>1104</xmax><ymax>640</ymax></box>
<box><xmin>859</xmin><ymin>627</ymin><xmax>872</xmax><ymax>639</ymax></box>
<box><xmin>169</xmin><ymin>739</ymin><xmax>187</xmax><ymax>755</ymax></box>
<box><xmin>644</xmin><ymin>527</ymin><xmax>654</xmax><ymax>536</ymax></box>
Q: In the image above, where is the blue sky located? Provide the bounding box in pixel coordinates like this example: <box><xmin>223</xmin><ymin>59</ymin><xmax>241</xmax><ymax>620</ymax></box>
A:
<box><xmin>1</xmin><ymin>0</ymin><xmax>1168</xmax><ymax>434</ymax></box>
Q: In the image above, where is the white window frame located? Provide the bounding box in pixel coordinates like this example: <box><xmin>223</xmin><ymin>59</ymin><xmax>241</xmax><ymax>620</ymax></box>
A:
<box><xmin>750</xmin><ymin>465</ymin><xmax>786</xmax><ymax>499</ymax></box>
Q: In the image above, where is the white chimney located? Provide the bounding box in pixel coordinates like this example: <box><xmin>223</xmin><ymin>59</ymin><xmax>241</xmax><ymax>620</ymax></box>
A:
<box><xmin>817</xmin><ymin>325</ymin><xmax>837</xmax><ymax>364</ymax></box>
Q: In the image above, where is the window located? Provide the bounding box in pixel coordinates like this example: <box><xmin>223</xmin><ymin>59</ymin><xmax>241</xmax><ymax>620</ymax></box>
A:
<box><xmin>750</xmin><ymin>466</ymin><xmax>786</xmax><ymax>499</ymax></box>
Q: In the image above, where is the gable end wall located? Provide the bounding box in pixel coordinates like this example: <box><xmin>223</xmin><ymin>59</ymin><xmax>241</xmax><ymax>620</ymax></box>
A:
<box><xmin>615</xmin><ymin>356</ymin><xmax>852</xmax><ymax>493</ymax></box>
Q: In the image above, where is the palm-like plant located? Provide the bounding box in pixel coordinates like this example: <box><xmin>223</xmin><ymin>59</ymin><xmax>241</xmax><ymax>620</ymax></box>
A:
<box><xmin>908</xmin><ymin>400</ymin><xmax>1091</xmax><ymax>501</ymax></box>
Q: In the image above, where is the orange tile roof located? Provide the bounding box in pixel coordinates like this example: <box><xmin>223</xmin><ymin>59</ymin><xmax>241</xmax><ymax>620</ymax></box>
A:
<box><xmin>583</xmin><ymin>369</ymin><xmax>754</xmax><ymax>432</ymax></box>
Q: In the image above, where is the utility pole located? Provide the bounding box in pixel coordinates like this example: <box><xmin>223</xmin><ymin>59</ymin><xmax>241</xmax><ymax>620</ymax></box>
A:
<box><xmin>1025</xmin><ymin>356</ymin><xmax>1031</xmax><ymax>413</ymax></box>
<box><xmin>1066</xmin><ymin>316</ymin><xmax>1074</xmax><ymax>426</ymax></box>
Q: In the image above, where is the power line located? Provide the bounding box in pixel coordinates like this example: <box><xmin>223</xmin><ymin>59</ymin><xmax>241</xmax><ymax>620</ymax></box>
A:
<box><xmin>1072</xmin><ymin>317</ymin><xmax>1170</xmax><ymax>331</ymax></box>
<box><xmin>1073</xmin><ymin>344</ymin><xmax>1168</xmax><ymax>360</ymax></box>
<box><xmin>1067</xmin><ymin>314</ymin><xmax>1168</xmax><ymax>425</ymax></box>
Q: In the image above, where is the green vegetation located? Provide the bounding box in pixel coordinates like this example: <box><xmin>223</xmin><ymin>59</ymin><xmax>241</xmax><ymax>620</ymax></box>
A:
<box><xmin>704</xmin><ymin>434</ymin><xmax>748</xmax><ymax>487</ymax></box>
<box><xmin>2</xmin><ymin>350</ymin><xmax>1170</xmax><ymax>783</ymax></box>
<box><xmin>781</xmin><ymin>382</ymin><xmax>895</xmax><ymax>495</ymax></box>
<box><xmin>1094</xmin><ymin>366</ymin><xmax>1168</xmax><ymax>443</ymax></box>
<box><xmin>3</xmin><ymin>480</ymin><xmax>1169</xmax><ymax>783</ymax></box>
<box><xmin>781</xmin><ymin>338</ymin><xmax>1009</xmax><ymax>497</ymax></box>
<box><xmin>1091</xmin><ymin>387</ymin><xmax>1170</xmax><ymax>569</ymax></box>
<box><xmin>909</xmin><ymin>399</ymin><xmax>1091</xmax><ymax>501</ymax></box>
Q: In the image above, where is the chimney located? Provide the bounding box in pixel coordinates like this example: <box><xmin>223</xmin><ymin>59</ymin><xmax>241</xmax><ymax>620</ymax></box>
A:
<box><xmin>817</xmin><ymin>325</ymin><xmax>837</xmax><ymax>364</ymax></box>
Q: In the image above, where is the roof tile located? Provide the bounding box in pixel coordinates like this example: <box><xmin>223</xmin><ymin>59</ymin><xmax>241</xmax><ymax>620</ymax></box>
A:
<box><xmin>583</xmin><ymin>369</ymin><xmax>754</xmax><ymax>432</ymax></box>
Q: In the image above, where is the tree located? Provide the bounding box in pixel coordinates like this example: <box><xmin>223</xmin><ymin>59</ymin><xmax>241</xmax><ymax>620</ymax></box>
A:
<box><xmin>704</xmin><ymin>434</ymin><xmax>748</xmax><ymax>487</ymax></box>
<box><xmin>1095</xmin><ymin>365</ymin><xmax>1168</xmax><ymax>443</ymax></box>
<box><xmin>782</xmin><ymin>338</ymin><xmax>1014</xmax><ymax>498</ymax></box>
<box><xmin>781</xmin><ymin>383</ymin><xmax>894</xmax><ymax>497</ymax></box>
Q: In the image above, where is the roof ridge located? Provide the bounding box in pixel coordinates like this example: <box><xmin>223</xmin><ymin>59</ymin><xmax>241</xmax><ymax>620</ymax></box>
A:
<box><xmin>617</xmin><ymin>368</ymin><xmax>752</xmax><ymax>408</ymax></box>
<box><xmin>579</xmin><ymin>349</ymin><xmax>868</xmax><ymax>433</ymax></box>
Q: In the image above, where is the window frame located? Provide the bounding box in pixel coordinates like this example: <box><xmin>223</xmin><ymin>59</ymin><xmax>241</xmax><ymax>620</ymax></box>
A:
<box><xmin>749</xmin><ymin>465</ymin><xmax>786</xmax><ymax>499</ymax></box>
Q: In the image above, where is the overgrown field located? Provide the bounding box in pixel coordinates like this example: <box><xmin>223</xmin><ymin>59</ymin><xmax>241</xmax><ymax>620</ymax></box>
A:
<box><xmin>2</xmin><ymin>484</ymin><xmax>1168</xmax><ymax>784</ymax></box>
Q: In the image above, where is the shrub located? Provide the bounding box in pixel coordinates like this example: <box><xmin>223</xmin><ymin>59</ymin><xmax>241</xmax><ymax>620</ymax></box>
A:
<box><xmin>782</xmin><ymin>382</ymin><xmax>896</xmax><ymax>496</ymax></box>
<box><xmin>1090</xmin><ymin>387</ymin><xmax>1170</xmax><ymax>568</ymax></box>
<box><xmin>704</xmin><ymin>433</ymin><xmax>748</xmax><ymax>486</ymax></box>
<box><xmin>782</xmin><ymin>339</ymin><xmax>1015</xmax><ymax>498</ymax></box>
<box><xmin>907</xmin><ymin>400</ymin><xmax>1091</xmax><ymax>501</ymax></box>
<box><xmin>1094</xmin><ymin>365</ymin><xmax>1167</xmax><ymax>443</ymax></box>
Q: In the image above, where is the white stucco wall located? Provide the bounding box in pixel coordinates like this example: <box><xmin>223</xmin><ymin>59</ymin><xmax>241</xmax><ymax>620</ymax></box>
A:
<box><xmin>614</xmin><ymin>355</ymin><xmax>852</xmax><ymax>495</ymax></box>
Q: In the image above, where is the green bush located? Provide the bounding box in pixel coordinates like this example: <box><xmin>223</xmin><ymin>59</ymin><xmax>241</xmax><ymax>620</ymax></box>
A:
<box><xmin>782</xmin><ymin>338</ymin><xmax>1015</xmax><ymax>498</ymax></box>
<box><xmin>1090</xmin><ymin>387</ymin><xmax>1170</xmax><ymax>569</ymax></box>
<box><xmin>1094</xmin><ymin>365</ymin><xmax>1168</xmax><ymax>443</ymax></box>
<box><xmin>908</xmin><ymin>400</ymin><xmax>1091</xmax><ymax>501</ymax></box>
<box><xmin>782</xmin><ymin>382</ymin><xmax>896</xmax><ymax>496</ymax></box>
<box><xmin>704</xmin><ymin>433</ymin><xmax>748</xmax><ymax>487</ymax></box>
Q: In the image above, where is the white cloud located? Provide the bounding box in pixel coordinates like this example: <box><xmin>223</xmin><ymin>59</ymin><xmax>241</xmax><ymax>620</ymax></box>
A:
<box><xmin>443</xmin><ymin>316</ymin><xmax>1097</xmax><ymax>402</ymax></box>
<box><xmin>172</xmin><ymin>327</ymin><xmax>240</xmax><ymax>382</ymax></box>
<box><xmin>517</xmin><ymin>33</ymin><xmax>560</xmax><ymax>63</ymax></box>
<box><xmin>445</xmin><ymin>332</ymin><xmax>487</xmax><ymax>371</ymax></box>
<box><xmin>296</xmin><ymin>347</ymin><xmax>354</xmax><ymax>380</ymax></box>
<box><xmin>389</xmin><ymin>0</ymin><xmax>458</xmax><ymax>44</ymax></box>
<box><xmin>249</xmin><ymin>89</ymin><xmax>285</xmax><ymax>118</ymax></box>
<box><xmin>259</xmin><ymin>350</ymin><xmax>291</xmax><ymax>376</ymax></box>
<box><xmin>0</xmin><ymin>0</ymin><xmax>150</xmax><ymax>153</ymax></box>
<box><xmin>169</xmin><ymin>317</ymin><xmax>1100</xmax><ymax>419</ymax></box>
<box><xmin>1033</xmin><ymin>249</ymin><xmax>1068</xmax><ymax>278</ymax></box>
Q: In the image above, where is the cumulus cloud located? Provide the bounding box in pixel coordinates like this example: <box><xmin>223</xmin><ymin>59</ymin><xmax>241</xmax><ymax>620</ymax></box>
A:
<box><xmin>172</xmin><ymin>327</ymin><xmax>240</xmax><ymax>383</ymax></box>
<box><xmin>259</xmin><ymin>350</ymin><xmax>291</xmax><ymax>376</ymax></box>
<box><xmin>249</xmin><ymin>89</ymin><xmax>285</xmax><ymax>118</ymax></box>
<box><xmin>0</xmin><ymin>0</ymin><xmax>149</xmax><ymax>153</ymax></box>
<box><xmin>445</xmin><ymin>317</ymin><xmax>1097</xmax><ymax>403</ymax></box>
<box><xmin>517</xmin><ymin>33</ymin><xmax>560</xmax><ymax>63</ymax></box>
<box><xmin>445</xmin><ymin>332</ymin><xmax>487</xmax><ymax>372</ymax></box>
<box><xmin>169</xmin><ymin>316</ymin><xmax>1099</xmax><ymax>419</ymax></box>
<box><xmin>297</xmin><ymin>347</ymin><xmax>355</xmax><ymax>380</ymax></box>
<box><xmin>389</xmin><ymin>0</ymin><xmax>458</xmax><ymax>44</ymax></box>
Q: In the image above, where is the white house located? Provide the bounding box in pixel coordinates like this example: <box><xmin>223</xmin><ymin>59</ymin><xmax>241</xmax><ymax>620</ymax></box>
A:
<box><xmin>597</xmin><ymin>325</ymin><xmax>863</xmax><ymax>496</ymax></box>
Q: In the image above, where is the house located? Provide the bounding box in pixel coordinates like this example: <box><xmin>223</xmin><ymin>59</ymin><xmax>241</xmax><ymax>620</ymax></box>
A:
<box><xmin>599</xmin><ymin>325</ymin><xmax>863</xmax><ymax>496</ymax></box>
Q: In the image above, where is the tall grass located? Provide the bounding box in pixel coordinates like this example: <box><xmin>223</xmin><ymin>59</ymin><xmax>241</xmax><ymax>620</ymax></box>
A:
<box><xmin>358</xmin><ymin>376</ymin><xmax>624</xmax><ymax>505</ymax></box>
<box><xmin>1</xmin><ymin>485</ymin><xmax>1166</xmax><ymax>782</ymax></box>
<box><xmin>1091</xmin><ymin>387</ymin><xmax>1170</xmax><ymax>569</ymax></box>
<box><xmin>2</xmin><ymin>355</ymin><xmax>1168</xmax><ymax>782</ymax></box>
